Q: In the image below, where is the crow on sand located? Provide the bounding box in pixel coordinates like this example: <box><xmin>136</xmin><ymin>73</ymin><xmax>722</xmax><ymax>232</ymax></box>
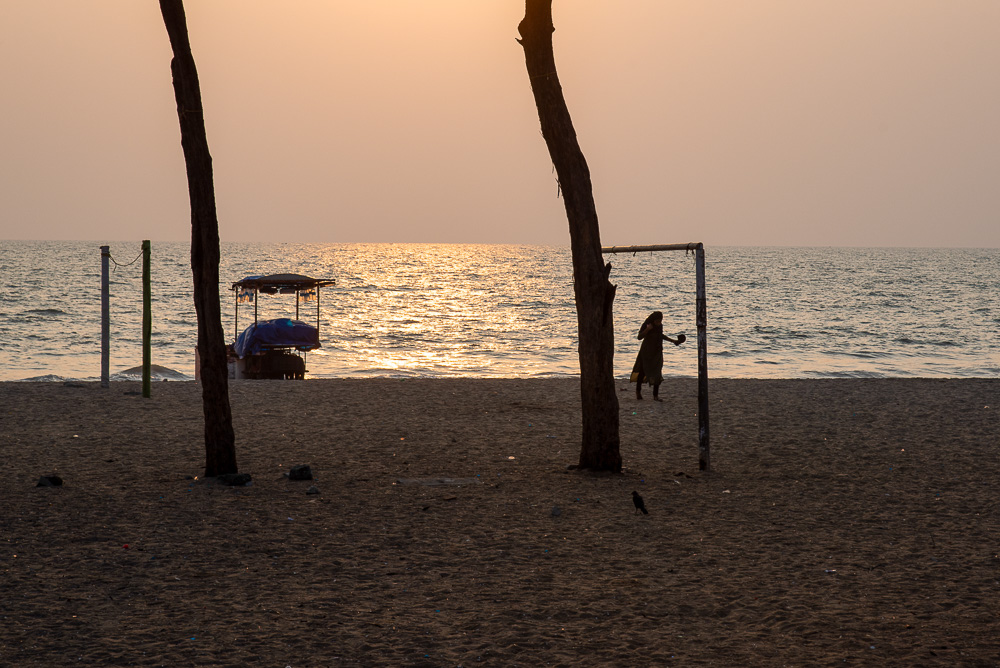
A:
<box><xmin>632</xmin><ymin>490</ymin><xmax>648</xmax><ymax>515</ymax></box>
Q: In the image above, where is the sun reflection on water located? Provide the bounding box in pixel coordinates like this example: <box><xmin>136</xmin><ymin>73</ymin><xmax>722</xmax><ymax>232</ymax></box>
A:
<box><xmin>229</xmin><ymin>243</ymin><xmax>582</xmax><ymax>377</ymax></box>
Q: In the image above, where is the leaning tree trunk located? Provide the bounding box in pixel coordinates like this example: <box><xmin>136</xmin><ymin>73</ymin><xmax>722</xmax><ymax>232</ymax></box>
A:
<box><xmin>518</xmin><ymin>0</ymin><xmax>621</xmax><ymax>471</ymax></box>
<box><xmin>159</xmin><ymin>0</ymin><xmax>238</xmax><ymax>476</ymax></box>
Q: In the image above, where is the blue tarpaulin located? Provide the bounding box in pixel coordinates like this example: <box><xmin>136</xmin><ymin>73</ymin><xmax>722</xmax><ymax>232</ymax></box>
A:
<box><xmin>234</xmin><ymin>318</ymin><xmax>320</xmax><ymax>358</ymax></box>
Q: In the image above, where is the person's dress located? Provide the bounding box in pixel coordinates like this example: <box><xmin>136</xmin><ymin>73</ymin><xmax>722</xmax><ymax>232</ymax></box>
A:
<box><xmin>630</xmin><ymin>324</ymin><xmax>665</xmax><ymax>385</ymax></box>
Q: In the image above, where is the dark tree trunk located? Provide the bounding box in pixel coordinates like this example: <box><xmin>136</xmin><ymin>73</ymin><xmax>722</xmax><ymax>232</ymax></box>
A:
<box><xmin>159</xmin><ymin>0</ymin><xmax>237</xmax><ymax>476</ymax></box>
<box><xmin>518</xmin><ymin>0</ymin><xmax>621</xmax><ymax>471</ymax></box>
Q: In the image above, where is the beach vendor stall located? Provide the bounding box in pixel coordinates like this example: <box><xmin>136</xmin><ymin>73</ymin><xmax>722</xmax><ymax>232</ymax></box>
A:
<box><xmin>227</xmin><ymin>273</ymin><xmax>335</xmax><ymax>379</ymax></box>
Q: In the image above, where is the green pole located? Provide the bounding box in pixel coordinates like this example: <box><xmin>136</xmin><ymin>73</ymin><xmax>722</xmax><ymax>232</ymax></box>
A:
<box><xmin>142</xmin><ymin>240</ymin><xmax>152</xmax><ymax>398</ymax></box>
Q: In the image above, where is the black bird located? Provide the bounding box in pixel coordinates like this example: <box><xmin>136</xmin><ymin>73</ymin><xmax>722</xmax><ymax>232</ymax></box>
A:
<box><xmin>632</xmin><ymin>490</ymin><xmax>648</xmax><ymax>515</ymax></box>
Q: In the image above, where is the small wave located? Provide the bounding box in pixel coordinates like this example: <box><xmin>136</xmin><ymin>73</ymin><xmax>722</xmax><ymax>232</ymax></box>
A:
<box><xmin>9</xmin><ymin>373</ymin><xmax>100</xmax><ymax>387</ymax></box>
<box><xmin>15</xmin><ymin>374</ymin><xmax>72</xmax><ymax>382</ymax></box>
<box><xmin>895</xmin><ymin>337</ymin><xmax>961</xmax><ymax>348</ymax></box>
<box><xmin>804</xmin><ymin>369</ymin><xmax>888</xmax><ymax>379</ymax></box>
<box><xmin>27</xmin><ymin>308</ymin><xmax>68</xmax><ymax>316</ymax></box>
<box><xmin>115</xmin><ymin>364</ymin><xmax>191</xmax><ymax>380</ymax></box>
<box><xmin>837</xmin><ymin>351</ymin><xmax>891</xmax><ymax>359</ymax></box>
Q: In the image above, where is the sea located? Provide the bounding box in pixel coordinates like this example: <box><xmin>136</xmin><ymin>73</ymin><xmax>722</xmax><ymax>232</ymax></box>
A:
<box><xmin>1</xmin><ymin>241</ymin><xmax>997</xmax><ymax>382</ymax></box>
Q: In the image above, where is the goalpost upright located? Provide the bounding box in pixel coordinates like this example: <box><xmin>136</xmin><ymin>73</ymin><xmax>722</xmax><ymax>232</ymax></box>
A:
<box><xmin>602</xmin><ymin>242</ymin><xmax>710</xmax><ymax>471</ymax></box>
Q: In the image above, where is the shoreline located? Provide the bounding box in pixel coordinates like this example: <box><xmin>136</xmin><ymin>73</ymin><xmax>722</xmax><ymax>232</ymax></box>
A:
<box><xmin>1</xmin><ymin>378</ymin><xmax>997</xmax><ymax>665</ymax></box>
<box><xmin>5</xmin><ymin>370</ymin><xmax>998</xmax><ymax>383</ymax></box>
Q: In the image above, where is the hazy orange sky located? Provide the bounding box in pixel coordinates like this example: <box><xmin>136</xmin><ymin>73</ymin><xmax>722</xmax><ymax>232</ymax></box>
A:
<box><xmin>1</xmin><ymin>1</ymin><xmax>997</xmax><ymax>247</ymax></box>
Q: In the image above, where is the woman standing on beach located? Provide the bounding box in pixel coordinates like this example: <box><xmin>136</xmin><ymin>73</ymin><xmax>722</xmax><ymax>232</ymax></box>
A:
<box><xmin>630</xmin><ymin>311</ymin><xmax>684</xmax><ymax>401</ymax></box>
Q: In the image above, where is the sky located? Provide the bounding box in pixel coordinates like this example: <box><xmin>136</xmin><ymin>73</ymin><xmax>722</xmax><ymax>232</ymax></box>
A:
<box><xmin>1</xmin><ymin>1</ymin><xmax>998</xmax><ymax>248</ymax></box>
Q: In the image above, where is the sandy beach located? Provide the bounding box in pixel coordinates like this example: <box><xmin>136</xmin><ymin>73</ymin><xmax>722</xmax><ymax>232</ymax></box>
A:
<box><xmin>1</xmin><ymin>377</ymin><xmax>997</xmax><ymax>666</ymax></box>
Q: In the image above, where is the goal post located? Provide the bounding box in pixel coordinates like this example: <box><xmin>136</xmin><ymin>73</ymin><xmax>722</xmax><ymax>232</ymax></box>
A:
<box><xmin>602</xmin><ymin>242</ymin><xmax>710</xmax><ymax>471</ymax></box>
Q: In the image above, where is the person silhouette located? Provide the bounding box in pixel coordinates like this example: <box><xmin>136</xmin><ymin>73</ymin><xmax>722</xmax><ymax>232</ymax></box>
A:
<box><xmin>630</xmin><ymin>311</ymin><xmax>684</xmax><ymax>401</ymax></box>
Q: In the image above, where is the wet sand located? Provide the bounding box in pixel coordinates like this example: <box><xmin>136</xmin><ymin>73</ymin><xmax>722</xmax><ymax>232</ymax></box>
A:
<box><xmin>1</xmin><ymin>378</ymin><xmax>997</xmax><ymax>666</ymax></box>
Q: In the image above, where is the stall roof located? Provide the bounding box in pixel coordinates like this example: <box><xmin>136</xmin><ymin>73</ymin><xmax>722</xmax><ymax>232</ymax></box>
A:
<box><xmin>231</xmin><ymin>274</ymin><xmax>335</xmax><ymax>292</ymax></box>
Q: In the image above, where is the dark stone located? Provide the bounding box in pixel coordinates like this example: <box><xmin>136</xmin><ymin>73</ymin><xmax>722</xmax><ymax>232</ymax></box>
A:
<box><xmin>36</xmin><ymin>475</ymin><xmax>63</xmax><ymax>487</ymax></box>
<box><xmin>216</xmin><ymin>473</ymin><xmax>252</xmax><ymax>487</ymax></box>
<box><xmin>288</xmin><ymin>465</ymin><xmax>313</xmax><ymax>481</ymax></box>
<box><xmin>306</xmin><ymin>486</ymin><xmax>320</xmax><ymax>495</ymax></box>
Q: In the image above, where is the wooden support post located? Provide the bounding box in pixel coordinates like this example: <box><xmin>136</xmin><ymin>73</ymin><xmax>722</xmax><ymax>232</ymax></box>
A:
<box><xmin>695</xmin><ymin>244</ymin><xmax>710</xmax><ymax>471</ymax></box>
<box><xmin>100</xmin><ymin>246</ymin><xmax>110</xmax><ymax>388</ymax></box>
<box><xmin>142</xmin><ymin>240</ymin><xmax>151</xmax><ymax>398</ymax></box>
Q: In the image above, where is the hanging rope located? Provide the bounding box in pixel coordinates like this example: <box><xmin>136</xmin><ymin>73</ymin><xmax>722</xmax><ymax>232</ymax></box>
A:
<box><xmin>107</xmin><ymin>247</ymin><xmax>144</xmax><ymax>272</ymax></box>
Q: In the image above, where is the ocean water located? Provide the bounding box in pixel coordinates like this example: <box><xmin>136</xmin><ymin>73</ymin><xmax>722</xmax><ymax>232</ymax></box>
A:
<box><xmin>0</xmin><ymin>241</ymin><xmax>996</xmax><ymax>381</ymax></box>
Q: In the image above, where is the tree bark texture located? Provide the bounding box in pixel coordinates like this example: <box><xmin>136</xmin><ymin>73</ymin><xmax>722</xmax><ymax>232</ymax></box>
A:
<box><xmin>518</xmin><ymin>0</ymin><xmax>621</xmax><ymax>471</ymax></box>
<box><xmin>159</xmin><ymin>0</ymin><xmax>238</xmax><ymax>476</ymax></box>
